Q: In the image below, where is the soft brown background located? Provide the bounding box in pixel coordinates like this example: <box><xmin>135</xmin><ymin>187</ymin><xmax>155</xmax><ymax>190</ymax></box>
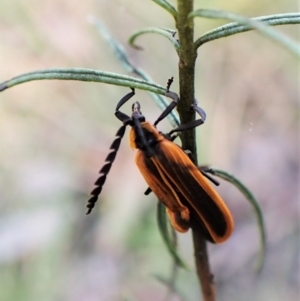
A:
<box><xmin>0</xmin><ymin>1</ymin><xmax>299</xmax><ymax>300</ymax></box>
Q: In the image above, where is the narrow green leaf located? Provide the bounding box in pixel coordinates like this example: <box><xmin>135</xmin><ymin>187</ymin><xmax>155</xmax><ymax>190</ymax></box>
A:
<box><xmin>151</xmin><ymin>0</ymin><xmax>177</xmax><ymax>18</ymax></box>
<box><xmin>0</xmin><ymin>68</ymin><xmax>166</xmax><ymax>94</ymax></box>
<box><xmin>190</xmin><ymin>9</ymin><xmax>300</xmax><ymax>57</ymax></box>
<box><xmin>196</xmin><ymin>13</ymin><xmax>300</xmax><ymax>47</ymax></box>
<box><xmin>157</xmin><ymin>202</ymin><xmax>188</xmax><ymax>269</ymax></box>
<box><xmin>128</xmin><ymin>27</ymin><xmax>179</xmax><ymax>55</ymax></box>
<box><xmin>209</xmin><ymin>168</ymin><xmax>266</xmax><ymax>272</ymax></box>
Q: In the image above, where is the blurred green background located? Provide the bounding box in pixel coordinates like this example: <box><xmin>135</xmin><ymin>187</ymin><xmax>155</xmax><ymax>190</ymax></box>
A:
<box><xmin>0</xmin><ymin>1</ymin><xmax>299</xmax><ymax>300</ymax></box>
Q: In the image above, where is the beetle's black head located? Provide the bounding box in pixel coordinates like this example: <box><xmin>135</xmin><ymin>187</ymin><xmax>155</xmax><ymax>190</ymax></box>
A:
<box><xmin>131</xmin><ymin>101</ymin><xmax>146</xmax><ymax>123</ymax></box>
<box><xmin>130</xmin><ymin>101</ymin><xmax>157</xmax><ymax>156</ymax></box>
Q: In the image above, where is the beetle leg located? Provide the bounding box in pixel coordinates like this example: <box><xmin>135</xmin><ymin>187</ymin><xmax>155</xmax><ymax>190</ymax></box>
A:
<box><xmin>183</xmin><ymin>151</ymin><xmax>220</xmax><ymax>187</ymax></box>
<box><xmin>144</xmin><ymin>187</ymin><xmax>152</xmax><ymax>195</ymax></box>
<box><xmin>115</xmin><ymin>111</ymin><xmax>132</xmax><ymax>124</ymax></box>
<box><xmin>200</xmin><ymin>169</ymin><xmax>220</xmax><ymax>186</ymax></box>
<box><xmin>199</xmin><ymin>166</ymin><xmax>220</xmax><ymax>186</ymax></box>
<box><xmin>168</xmin><ymin>98</ymin><xmax>206</xmax><ymax>136</ymax></box>
<box><xmin>115</xmin><ymin>89</ymin><xmax>135</xmax><ymax>125</ymax></box>
<box><xmin>115</xmin><ymin>88</ymin><xmax>135</xmax><ymax>111</ymax></box>
<box><xmin>168</xmin><ymin>118</ymin><xmax>204</xmax><ymax>136</ymax></box>
<box><xmin>153</xmin><ymin>77</ymin><xmax>178</xmax><ymax>127</ymax></box>
<box><xmin>155</xmin><ymin>77</ymin><xmax>206</xmax><ymax>130</ymax></box>
<box><xmin>191</xmin><ymin>99</ymin><xmax>206</xmax><ymax>121</ymax></box>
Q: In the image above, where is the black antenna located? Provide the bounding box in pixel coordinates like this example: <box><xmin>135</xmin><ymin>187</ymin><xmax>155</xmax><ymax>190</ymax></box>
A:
<box><xmin>86</xmin><ymin>125</ymin><xmax>126</xmax><ymax>214</ymax></box>
<box><xmin>86</xmin><ymin>88</ymin><xmax>136</xmax><ymax>214</ymax></box>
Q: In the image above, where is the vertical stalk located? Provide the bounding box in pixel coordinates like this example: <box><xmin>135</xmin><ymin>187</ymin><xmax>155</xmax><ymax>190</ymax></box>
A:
<box><xmin>176</xmin><ymin>1</ymin><xmax>216</xmax><ymax>300</ymax></box>
<box><xmin>176</xmin><ymin>0</ymin><xmax>197</xmax><ymax>154</ymax></box>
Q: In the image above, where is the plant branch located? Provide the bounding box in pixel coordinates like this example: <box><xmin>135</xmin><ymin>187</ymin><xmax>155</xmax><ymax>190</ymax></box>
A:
<box><xmin>0</xmin><ymin>68</ymin><xmax>166</xmax><ymax>94</ymax></box>
<box><xmin>176</xmin><ymin>1</ymin><xmax>216</xmax><ymax>301</ymax></box>
<box><xmin>151</xmin><ymin>0</ymin><xmax>177</xmax><ymax>18</ymax></box>
<box><xmin>191</xmin><ymin>10</ymin><xmax>300</xmax><ymax>57</ymax></box>
<box><xmin>128</xmin><ymin>27</ymin><xmax>179</xmax><ymax>54</ymax></box>
<box><xmin>195</xmin><ymin>12</ymin><xmax>300</xmax><ymax>47</ymax></box>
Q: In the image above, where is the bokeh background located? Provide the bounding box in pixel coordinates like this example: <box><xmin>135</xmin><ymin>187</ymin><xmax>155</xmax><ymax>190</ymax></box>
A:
<box><xmin>0</xmin><ymin>0</ymin><xmax>299</xmax><ymax>300</ymax></box>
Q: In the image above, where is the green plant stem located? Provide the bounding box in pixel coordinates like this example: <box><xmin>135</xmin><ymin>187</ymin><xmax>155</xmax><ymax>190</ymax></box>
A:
<box><xmin>176</xmin><ymin>1</ymin><xmax>197</xmax><ymax>152</ymax></box>
<box><xmin>176</xmin><ymin>1</ymin><xmax>215</xmax><ymax>301</ymax></box>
